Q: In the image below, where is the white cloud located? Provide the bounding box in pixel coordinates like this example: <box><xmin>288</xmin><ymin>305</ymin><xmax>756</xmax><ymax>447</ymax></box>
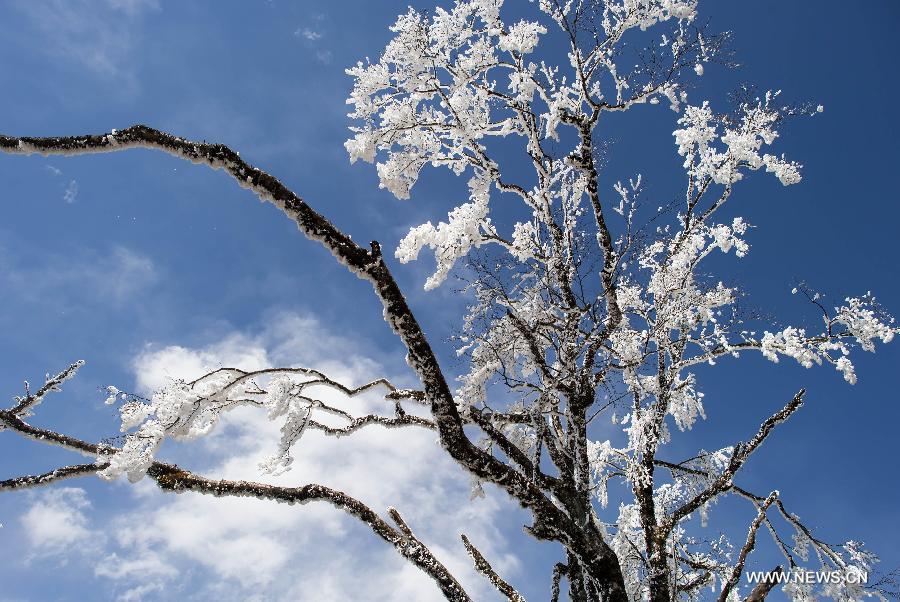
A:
<box><xmin>95</xmin><ymin>550</ymin><xmax>178</xmax><ymax>582</ymax></box>
<box><xmin>19</xmin><ymin>312</ymin><xmax>520</xmax><ymax>600</ymax></box>
<box><xmin>20</xmin><ymin>487</ymin><xmax>93</xmax><ymax>556</ymax></box>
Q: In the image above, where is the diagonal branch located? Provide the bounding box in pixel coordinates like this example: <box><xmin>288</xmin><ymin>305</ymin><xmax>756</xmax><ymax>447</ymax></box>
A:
<box><xmin>461</xmin><ymin>533</ymin><xmax>525</xmax><ymax>602</ymax></box>
<box><xmin>719</xmin><ymin>491</ymin><xmax>778</xmax><ymax>602</ymax></box>
<box><xmin>506</xmin><ymin>310</ymin><xmax>570</xmax><ymax>396</ymax></box>
<box><xmin>147</xmin><ymin>464</ymin><xmax>471</xmax><ymax>600</ymax></box>
<box><xmin>9</xmin><ymin>361</ymin><xmax>84</xmax><ymax>417</ymax></box>
<box><xmin>662</xmin><ymin>389</ymin><xmax>804</xmax><ymax>534</ymax></box>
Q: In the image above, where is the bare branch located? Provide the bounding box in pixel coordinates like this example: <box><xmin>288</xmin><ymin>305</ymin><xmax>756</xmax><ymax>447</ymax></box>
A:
<box><xmin>147</xmin><ymin>465</ymin><xmax>471</xmax><ymax>600</ymax></box>
<box><xmin>308</xmin><ymin>413</ymin><xmax>435</xmax><ymax>437</ymax></box>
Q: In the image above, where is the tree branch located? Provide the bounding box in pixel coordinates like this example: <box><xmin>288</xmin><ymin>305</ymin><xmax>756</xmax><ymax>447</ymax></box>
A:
<box><xmin>0</xmin><ymin>463</ymin><xmax>105</xmax><ymax>491</ymax></box>
<box><xmin>551</xmin><ymin>562</ymin><xmax>568</xmax><ymax>602</ymax></box>
<box><xmin>9</xmin><ymin>361</ymin><xmax>84</xmax><ymax>417</ymax></box>
<box><xmin>719</xmin><ymin>491</ymin><xmax>778</xmax><ymax>602</ymax></box>
<box><xmin>461</xmin><ymin>533</ymin><xmax>525</xmax><ymax>602</ymax></box>
<box><xmin>662</xmin><ymin>389</ymin><xmax>804</xmax><ymax>533</ymax></box>
<box><xmin>0</xmin><ymin>130</ymin><xmax>527</xmax><ymax>499</ymax></box>
<box><xmin>147</xmin><ymin>464</ymin><xmax>470</xmax><ymax>600</ymax></box>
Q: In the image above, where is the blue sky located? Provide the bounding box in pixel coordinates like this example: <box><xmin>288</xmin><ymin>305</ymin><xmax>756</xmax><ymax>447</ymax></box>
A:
<box><xmin>0</xmin><ymin>1</ymin><xmax>898</xmax><ymax>600</ymax></box>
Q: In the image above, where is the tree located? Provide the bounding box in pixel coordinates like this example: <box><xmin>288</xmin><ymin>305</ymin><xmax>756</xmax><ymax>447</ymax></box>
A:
<box><xmin>0</xmin><ymin>1</ymin><xmax>897</xmax><ymax>600</ymax></box>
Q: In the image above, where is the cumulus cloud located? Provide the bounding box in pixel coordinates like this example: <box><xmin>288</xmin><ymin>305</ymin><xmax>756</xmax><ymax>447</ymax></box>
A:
<box><xmin>19</xmin><ymin>312</ymin><xmax>519</xmax><ymax>600</ymax></box>
<box><xmin>20</xmin><ymin>487</ymin><xmax>93</xmax><ymax>557</ymax></box>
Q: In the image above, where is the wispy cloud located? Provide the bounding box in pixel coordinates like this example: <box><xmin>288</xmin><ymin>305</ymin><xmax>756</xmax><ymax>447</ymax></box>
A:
<box><xmin>63</xmin><ymin>179</ymin><xmax>79</xmax><ymax>203</ymax></box>
<box><xmin>295</xmin><ymin>27</ymin><xmax>322</xmax><ymax>42</ymax></box>
<box><xmin>105</xmin><ymin>0</ymin><xmax>159</xmax><ymax>16</ymax></box>
<box><xmin>42</xmin><ymin>165</ymin><xmax>80</xmax><ymax>203</ymax></box>
<box><xmin>294</xmin><ymin>15</ymin><xmax>331</xmax><ymax>64</ymax></box>
<box><xmin>0</xmin><ymin>244</ymin><xmax>159</xmax><ymax>308</ymax></box>
<box><xmin>13</xmin><ymin>0</ymin><xmax>159</xmax><ymax>92</ymax></box>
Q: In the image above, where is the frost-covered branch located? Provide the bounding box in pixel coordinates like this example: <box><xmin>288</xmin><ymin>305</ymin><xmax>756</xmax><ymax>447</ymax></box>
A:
<box><xmin>655</xmin><ymin>457</ymin><xmax>885</xmax><ymax>600</ymax></box>
<box><xmin>663</xmin><ymin>389</ymin><xmax>804</xmax><ymax>532</ymax></box>
<box><xmin>461</xmin><ymin>533</ymin><xmax>525</xmax><ymax>602</ymax></box>
<box><xmin>2</xmin><ymin>1</ymin><xmax>896</xmax><ymax>600</ymax></box>
<box><xmin>0</xmin><ymin>463</ymin><xmax>104</xmax><ymax>491</ymax></box>
<box><xmin>99</xmin><ymin>366</ymin><xmax>439</xmax><ymax>479</ymax></box>
<box><xmin>718</xmin><ymin>491</ymin><xmax>778</xmax><ymax>602</ymax></box>
<box><xmin>8</xmin><ymin>360</ymin><xmax>84</xmax><ymax>418</ymax></box>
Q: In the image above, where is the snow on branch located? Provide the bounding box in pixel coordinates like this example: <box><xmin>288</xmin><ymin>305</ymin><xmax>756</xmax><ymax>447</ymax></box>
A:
<box><xmin>654</xmin><ymin>455</ymin><xmax>885</xmax><ymax>600</ymax></box>
<box><xmin>344</xmin><ymin>0</ymin><xmax>718</xmax><ymax>291</ymax></box>
<box><xmin>2</xmin><ymin>3</ymin><xmax>896</xmax><ymax>599</ymax></box>
<box><xmin>662</xmin><ymin>389</ymin><xmax>804</xmax><ymax>533</ymax></box>
<box><xmin>718</xmin><ymin>490</ymin><xmax>778</xmax><ymax>602</ymax></box>
<box><xmin>99</xmin><ymin>367</ymin><xmax>435</xmax><ymax>482</ymax></box>
<box><xmin>8</xmin><ymin>360</ymin><xmax>84</xmax><ymax>418</ymax></box>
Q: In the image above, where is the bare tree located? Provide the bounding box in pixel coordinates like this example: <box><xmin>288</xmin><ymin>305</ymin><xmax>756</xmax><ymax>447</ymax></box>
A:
<box><xmin>1</xmin><ymin>1</ymin><xmax>897</xmax><ymax>600</ymax></box>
